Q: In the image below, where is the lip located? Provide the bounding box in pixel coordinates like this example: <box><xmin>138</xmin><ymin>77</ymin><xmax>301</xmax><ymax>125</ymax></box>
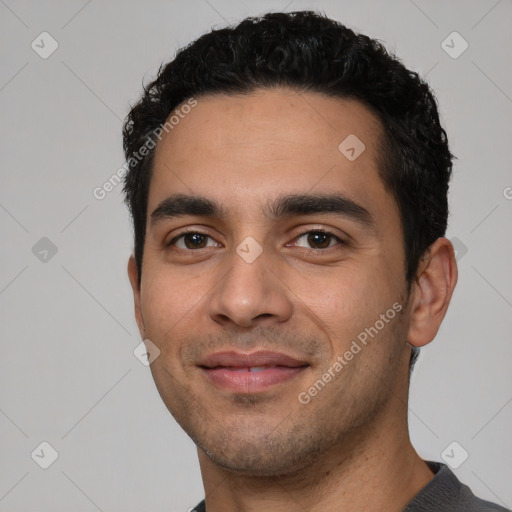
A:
<box><xmin>198</xmin><ymin>350</ymin><xmax>309</xmax><ymax>393</ymax></box>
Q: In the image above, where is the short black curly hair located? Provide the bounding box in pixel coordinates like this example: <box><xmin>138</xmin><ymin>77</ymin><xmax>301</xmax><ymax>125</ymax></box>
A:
<box><xmin>122</xmin><ymin>10</ymin><xmax>453</xmax><ymax>301</ymax></box>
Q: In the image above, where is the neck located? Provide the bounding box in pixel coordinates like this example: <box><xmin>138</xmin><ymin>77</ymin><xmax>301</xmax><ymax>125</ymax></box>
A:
<box><xmin>197</xmin><ymin>400</ymin><xmax>434</xmax><ymax>512</ymax></box>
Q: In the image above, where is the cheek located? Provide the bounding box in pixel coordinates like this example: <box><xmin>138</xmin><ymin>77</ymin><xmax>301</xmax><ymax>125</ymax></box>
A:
<box><xmin>294</xmin><ymin>263</ymin><xmax>400</xmax><ymax>343</ymax></box>
<box><xmin>140</xmin><ymin>270</ymin><xmax>200</xmax><ymax>337</ymax></box>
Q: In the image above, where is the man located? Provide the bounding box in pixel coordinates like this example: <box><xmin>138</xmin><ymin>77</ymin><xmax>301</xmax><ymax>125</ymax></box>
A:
<box><xmin>123</xmin><ymin>11</ymin><xmax>508</xmax><ymax>512</ymax></box>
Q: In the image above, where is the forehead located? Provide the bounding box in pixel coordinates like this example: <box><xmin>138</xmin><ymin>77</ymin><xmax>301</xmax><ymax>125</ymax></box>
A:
<box><xmin>149</xmin><ymin>88</ymin><xmax>396</xmax><ymax>226</ymax></box>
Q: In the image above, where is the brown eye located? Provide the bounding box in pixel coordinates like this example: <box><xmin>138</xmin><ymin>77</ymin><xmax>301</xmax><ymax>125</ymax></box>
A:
<box><xmin>294</xmin><ymin>230</ymin><xmax>343</xmax><ymax>249</ymax></box>
<box><xmin>307</xmin><ymin>232</ymin><xmax>331</xmax><ymax>249</ymax></box>
<box><xmin>183</xmin><ymin>233</ymin><xmax>208</xmax><ymax>249</ymax></box>
<box><xmin>169</xmin><ymin>232</ymin><xmax>218</xmax><ymax>250</ymax></box>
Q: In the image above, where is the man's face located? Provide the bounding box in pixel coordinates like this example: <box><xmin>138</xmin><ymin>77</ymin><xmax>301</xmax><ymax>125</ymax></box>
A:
<box><xmin>129</xmin><ymin>88</ymin><xmax>414</xmax><ymax>476</ymax></box>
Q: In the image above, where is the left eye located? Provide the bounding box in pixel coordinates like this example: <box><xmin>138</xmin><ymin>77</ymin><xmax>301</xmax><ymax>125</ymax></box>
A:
<box><xmin>293</xmin><ymin>231</ymin><xmax>342</xmax><ymax>249</ymax></box>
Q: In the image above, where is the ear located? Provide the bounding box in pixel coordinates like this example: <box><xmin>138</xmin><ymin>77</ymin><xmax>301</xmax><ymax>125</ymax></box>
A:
<box><xmin>128</xmin><ymin>255</ymin><xmax>145</xmax><ymax>338</ymax></box>
<box><xmin>407</xmin><ymin>237</ymin><xmax>458</xmax><ymax>348</ymax></box>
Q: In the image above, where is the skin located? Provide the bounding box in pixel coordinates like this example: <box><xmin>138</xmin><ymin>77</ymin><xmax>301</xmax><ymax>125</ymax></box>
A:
<box><xmin>128</xmin><ymin>88</ymin><xmax>458</xmax><ymax>512</ymax></box>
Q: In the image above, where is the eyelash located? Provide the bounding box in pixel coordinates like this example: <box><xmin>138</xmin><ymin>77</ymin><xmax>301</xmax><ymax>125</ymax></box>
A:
<box><xmin>288</xmin><ymin>229</ymin><xmax>346</xmax><ymax>250</ymax></box>
<box><xmin>167</xmin><ymin>229</ymin><xmax>346</xmax><ymax>251</ymax></box>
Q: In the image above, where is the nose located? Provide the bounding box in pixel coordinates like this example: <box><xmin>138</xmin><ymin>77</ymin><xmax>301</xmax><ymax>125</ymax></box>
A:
<box><xmin>206</xmin><ymin>246</ymin><xmax>293</xmax><ymax>329</ymax></box>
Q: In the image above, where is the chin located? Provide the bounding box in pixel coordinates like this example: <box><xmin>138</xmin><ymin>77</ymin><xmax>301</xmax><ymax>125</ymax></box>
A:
<box><xmin>202</xmin><ymin>442</ymin><xmax>313</xmax><ymax>477</ymax></box>
<box><xmin>193</xmin><ymin>419</ymin><xmax>326</xmax><ymax>477</ymax></box>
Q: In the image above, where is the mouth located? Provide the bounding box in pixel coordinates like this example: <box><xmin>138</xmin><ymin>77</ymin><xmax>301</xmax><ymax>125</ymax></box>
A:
<box><xmin>198</xmin><ymin>350</ymin><xmax>310</xmax><ymax>393</ymax></box>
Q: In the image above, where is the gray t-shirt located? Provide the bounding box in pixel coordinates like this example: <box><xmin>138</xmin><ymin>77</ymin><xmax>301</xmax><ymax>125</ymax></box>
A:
<box><xmin>191</xmin><ymin>460</ymin><xmax>509</xmax><ymax>511</ymax></box>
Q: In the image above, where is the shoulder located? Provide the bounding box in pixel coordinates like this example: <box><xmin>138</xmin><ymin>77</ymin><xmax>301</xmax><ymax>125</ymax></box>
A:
<box><xmin>190</xmin><ymin>500</ymin><xmax>206</xmax><ymax>512</ymax></box>
<box><xmin>403</xmin><ymin>461</ymin><xmax>510</xmax><ymax>512</ymax></box>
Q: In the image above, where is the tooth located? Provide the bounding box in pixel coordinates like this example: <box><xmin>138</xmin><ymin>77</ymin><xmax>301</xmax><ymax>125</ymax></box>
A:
<box><xmin>249</xmin><ymin>366</ymin><xmax>267</xmax><ymax>372</ymax></box>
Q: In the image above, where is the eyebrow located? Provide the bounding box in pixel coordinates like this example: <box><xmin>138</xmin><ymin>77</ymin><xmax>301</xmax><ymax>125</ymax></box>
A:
<box><xmin>150</xmin><ymin>193</ymin><xmax>375</xmax><ymax>230</ymax></box>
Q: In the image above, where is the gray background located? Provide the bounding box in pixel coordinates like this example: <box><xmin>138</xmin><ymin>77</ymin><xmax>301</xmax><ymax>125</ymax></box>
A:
<box><xmin>1</xmin><ymin>0</ymin><xmax>511</xmax><ymax>510</ymax></box>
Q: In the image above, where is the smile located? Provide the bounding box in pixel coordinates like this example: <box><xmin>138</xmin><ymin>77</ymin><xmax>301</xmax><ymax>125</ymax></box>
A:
<box><xmin>198</xmin><ymin>351</ymin><xmax>309</xmax><ymax>392</ymax></box>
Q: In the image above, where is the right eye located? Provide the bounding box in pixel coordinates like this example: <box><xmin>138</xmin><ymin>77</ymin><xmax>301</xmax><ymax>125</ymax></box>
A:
<box><xmin>168</xmin><ymin>231</ymin><xmax>220</xmax><ymax>250</ymax></box>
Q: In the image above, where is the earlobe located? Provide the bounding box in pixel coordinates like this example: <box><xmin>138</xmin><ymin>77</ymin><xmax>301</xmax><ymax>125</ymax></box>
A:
<box><xmin>407</xmin><ymin>237</ymin><xmax>458</xmax><ymax>348</ymax></box>
<box><xmin>127</xmin><ymin>256</ymin><xmax>145</xmax><ymax>337</ymax></box>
